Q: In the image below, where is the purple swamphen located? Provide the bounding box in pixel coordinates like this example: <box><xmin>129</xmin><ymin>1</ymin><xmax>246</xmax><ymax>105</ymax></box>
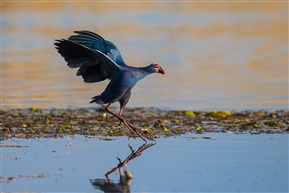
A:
<box><xmin>54</xmin><ymin>31</ymin><xmax>165</xmax><ymax>141</ymax></box>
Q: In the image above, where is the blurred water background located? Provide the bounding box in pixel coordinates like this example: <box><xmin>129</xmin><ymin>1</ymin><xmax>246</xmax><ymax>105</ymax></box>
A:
<box><xmin>2</xmin><ymin>1</ymin><xmax>288</xmax><ymax>110</ymax></box>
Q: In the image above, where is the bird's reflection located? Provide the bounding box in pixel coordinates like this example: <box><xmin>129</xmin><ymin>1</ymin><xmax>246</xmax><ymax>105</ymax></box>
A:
<box><xmin>90</xmin><ymin>142</ymin><xmax>155</xmax><ymax>193</ymax></box>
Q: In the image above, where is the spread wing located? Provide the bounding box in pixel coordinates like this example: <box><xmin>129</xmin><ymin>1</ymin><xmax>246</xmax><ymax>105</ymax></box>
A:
<box><xmin>54</xmin><ymin>39</ymin><xmax>122</xmax><ymax>83</ymax></box>
<box><xmin>67</xmin><ymin>30</ymin><xmax>126</xmax><ymax>66</ymax></box>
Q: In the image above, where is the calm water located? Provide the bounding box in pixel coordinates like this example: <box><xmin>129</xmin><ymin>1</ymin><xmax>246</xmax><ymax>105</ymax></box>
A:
<box><xmin>1</xmin><ymin>134</ymin><xmax>288</xmax><ymax>192</ymax></box>
<box><xmin>2</xmin><ymin>2</ymin><xmax>288</xmax><ymax>110</ymax></box>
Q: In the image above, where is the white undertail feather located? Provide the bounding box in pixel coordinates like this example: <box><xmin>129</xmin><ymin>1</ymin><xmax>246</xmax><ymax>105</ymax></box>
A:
<box><xmin>90</xmin><ymin>95</ymin><xmax>104</xmax><ymax>104</ymax></box>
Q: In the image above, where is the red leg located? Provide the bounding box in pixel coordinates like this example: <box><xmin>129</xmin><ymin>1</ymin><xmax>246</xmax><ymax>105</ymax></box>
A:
<box><xmin>105</xmin><ymin>103</ymin><xmax>153</xmax><ymax>141</ymax></box>
<box><xmin>105</xmin><ymin>103</ymin><xmax>136</xmax><ymax>134</ymax></box>
<box><xmin>119</xmin><ymin>108</ymin><xmax>123</xmax><ymax>117</ymax></box>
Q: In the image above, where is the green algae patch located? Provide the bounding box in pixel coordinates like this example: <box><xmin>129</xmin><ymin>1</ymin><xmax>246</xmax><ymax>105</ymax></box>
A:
<box><xmin>185</xmin><ymin>111</ymin><xmax>196</xmax><ymax>117</ymax></box>
<box><xmin>0</xmin><ymin>108</ymin><xmax>288</xmax><ymax>139</ymax></box>
<box><xmin>208</xmin><ymin>110</ymin><xmax>231</xmax><ymax>118</ymax></box>
<box><xmin>30</xmin><ymin>107</ymin><xmax>42</xmax><ymax>113</ymax></box>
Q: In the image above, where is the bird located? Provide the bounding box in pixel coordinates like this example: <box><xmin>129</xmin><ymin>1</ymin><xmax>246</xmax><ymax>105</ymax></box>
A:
<box><xmin>54</xmin><ymin>30</ymin><xmax>165</xmax><ymax>141</ymax></box>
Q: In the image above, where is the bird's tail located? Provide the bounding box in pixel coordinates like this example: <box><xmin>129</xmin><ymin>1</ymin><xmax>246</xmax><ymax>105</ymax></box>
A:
<box><xmin>90</xmin><ymin>95</ymin><xmax>104</xmax><ymax>104</ymax></box>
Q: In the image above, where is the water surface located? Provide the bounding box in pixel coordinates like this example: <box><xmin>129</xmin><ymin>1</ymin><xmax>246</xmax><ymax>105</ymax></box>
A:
<box><xmin>1</xmin><ymin>134</ymin><xmax>288</xmax><ymax>192</ymax></box>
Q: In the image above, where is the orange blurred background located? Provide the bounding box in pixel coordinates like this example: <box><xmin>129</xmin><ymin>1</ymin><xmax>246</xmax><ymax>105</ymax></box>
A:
<box><xmin>2</xmin><ymin>1</ymin><xmax>288</xmax><ymax>110</ymax></box>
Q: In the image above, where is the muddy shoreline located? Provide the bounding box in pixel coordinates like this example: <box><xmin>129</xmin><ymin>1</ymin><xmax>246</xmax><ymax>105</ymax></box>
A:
<box><xmin>1</xmin><ymin>107</ymin><xmax>288</xmax><ymax>139</ymax></box>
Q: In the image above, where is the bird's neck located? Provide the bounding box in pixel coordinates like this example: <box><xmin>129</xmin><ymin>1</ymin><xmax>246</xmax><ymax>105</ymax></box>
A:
<box><xmin>132</xmin><ymin>66</ymin><xmax>154</xmax><ymax>81</ymax></box>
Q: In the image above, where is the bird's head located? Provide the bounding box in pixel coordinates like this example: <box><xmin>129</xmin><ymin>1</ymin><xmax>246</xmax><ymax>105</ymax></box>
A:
<box><xmin>152</xmin><ymin>63</ymin><xmax>165</xmax><ymax>75</ymax></box>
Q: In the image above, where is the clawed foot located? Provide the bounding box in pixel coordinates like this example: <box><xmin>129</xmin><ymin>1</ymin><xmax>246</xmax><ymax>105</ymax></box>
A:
<box><xmin>105</xmin><ymin>105</ymin><xmax>155</xmax><ymax>142</ymax></box>
<box><xmin>122</xmin><ymin>119</ymin><xmax>155</xmax><ymax>142</ymax></box>
<box><xmin>117</xmin><ymin>116</ymin><xmax>154</xmax><ymax>141</ymax></box>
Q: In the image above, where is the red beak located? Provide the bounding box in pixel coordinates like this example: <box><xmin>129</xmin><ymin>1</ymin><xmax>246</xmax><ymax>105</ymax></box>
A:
<box><xmin>158</xmin><ymin>66</ymin><xmax>165</xmax><ymax>75</ymax></box>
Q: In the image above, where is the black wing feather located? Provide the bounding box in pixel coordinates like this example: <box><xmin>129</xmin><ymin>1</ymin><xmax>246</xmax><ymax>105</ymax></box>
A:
<box><xmin>54</xmin><ymin>39</ymin><xmax>121</xmax><ymax>83</ymax></box>
<box><xmin>67</xmin><ymin>30</ymin><xmax>126</xmax><ymax>66</ymax></box>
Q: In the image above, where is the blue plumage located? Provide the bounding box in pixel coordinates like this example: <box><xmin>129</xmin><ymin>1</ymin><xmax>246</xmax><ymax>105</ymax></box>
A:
<box><xmin>54</xmin><ymin>31</ymin><xmax>165</xmax><ymax>141</ymax></box>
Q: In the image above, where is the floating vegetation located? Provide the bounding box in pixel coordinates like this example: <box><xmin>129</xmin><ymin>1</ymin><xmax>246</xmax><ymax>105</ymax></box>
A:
<box><xmin>0</xmin><ymin>176</ymin><xmax>16</xmax><ymax>181</ymax></box>
<box><xmin>184</xmin><ymin>111</ymin><xmax>196</xmax><ymax>117</ymax></box>
<box><xmin>19</xmin><ymin>173</ymin><xmax>49</xmax><ymax>178</ymax></box>
<box><xmin>208</xmin><ymin>110</ymin><xmax>231</xmax><ymax>118</ymax></box>
<box><xmin>0</xmin><ymin>108</ymin><xmax>288</xmax><ymax>139</ymax></box>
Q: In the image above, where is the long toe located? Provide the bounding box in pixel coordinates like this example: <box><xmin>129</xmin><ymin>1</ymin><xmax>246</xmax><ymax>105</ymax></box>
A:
<box><xmin>134</xmin><ymin>128</ymin><xmax>155</xmax><ymax>142</ymax></box>
<box><xmin>122</xmin><ymin>120</ymin><xmax>154</xmax><ymax>141</ymax></box>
